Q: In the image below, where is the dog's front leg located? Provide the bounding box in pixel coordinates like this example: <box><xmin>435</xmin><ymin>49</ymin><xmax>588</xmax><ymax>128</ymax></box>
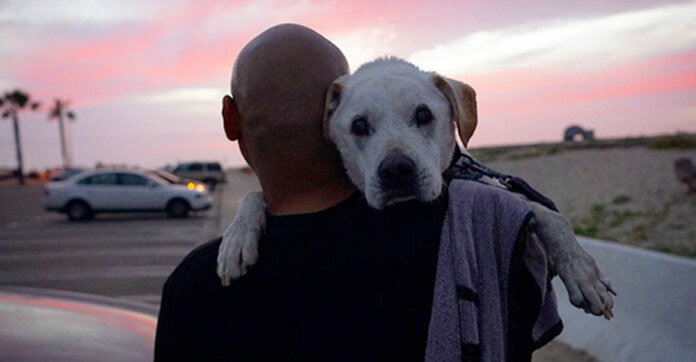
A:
<box><xmin>529</xmin><ymin>202</ymin><xmax>617</xmax><ymax>319</ymax></box>
<box><xmin>217</xmin><ymin>191</ymin><xmax>266</xmax><ymax>286</ymax></box>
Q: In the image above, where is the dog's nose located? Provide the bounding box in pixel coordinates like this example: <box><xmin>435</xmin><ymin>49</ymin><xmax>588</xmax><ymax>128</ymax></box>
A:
<box><xmin>378</xmin><ymin>155</ymin><xmax>416</xmax><ymax>184</ymax></box>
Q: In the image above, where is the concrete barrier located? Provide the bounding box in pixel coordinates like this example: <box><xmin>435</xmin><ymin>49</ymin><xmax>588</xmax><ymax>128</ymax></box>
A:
<box><xmin>553</xmin><ymin>237</ymin><xmax>696</xmax><ymax>362</ymax></box>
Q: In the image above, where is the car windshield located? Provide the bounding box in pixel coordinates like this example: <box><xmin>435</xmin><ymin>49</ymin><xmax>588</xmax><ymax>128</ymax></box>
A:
<box><xmin>147</xmin><ymin>170</ymin><xmax>182</xmax><ymax>184</ymax></box>
<box><xmin>54</xmin><ymin>169</ymin><xmax>86</xmax><ymax>181</ymax></box>
<box><xmin>144</xmin><ymin>172</ymin><xmax>170</xmax><ymax>186</ymax></box>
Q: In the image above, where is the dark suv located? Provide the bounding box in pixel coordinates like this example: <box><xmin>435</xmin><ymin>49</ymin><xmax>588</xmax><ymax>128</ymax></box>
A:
<box><xmin>172</xmin><ymin>162</ymin><xmax>226</xmax><ymax>189</ymax></box>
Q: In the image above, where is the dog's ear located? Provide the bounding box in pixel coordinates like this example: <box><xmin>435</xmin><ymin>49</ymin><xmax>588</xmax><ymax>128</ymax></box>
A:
<box><xmin>448</xmin><ymin>79</ymin><xmax>478</xmax><ymax>147</ymax></box>
<box><xmin>323</xmin><ymin>75</ymin><xmax>348</xmax><ymax>143</ymax></box>
<box><xmin>433</xmin><ymin>75</ymin><xmax>478</xmax><ymax>147</ymax></box>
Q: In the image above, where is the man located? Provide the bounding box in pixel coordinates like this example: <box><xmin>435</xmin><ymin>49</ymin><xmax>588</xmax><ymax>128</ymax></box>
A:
<box><xmin>155</xmin><ymin>24</ymin><xmax>448</xmax><ymax>361</ymax></box>
<box><xmin>155</xmin><ymin>24</ymin><xmax>552</xmax><ymax>361</ymax></box>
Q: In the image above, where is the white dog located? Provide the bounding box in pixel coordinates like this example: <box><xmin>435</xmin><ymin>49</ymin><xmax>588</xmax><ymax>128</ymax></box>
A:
<box><xmin>218</xmin><ymin>57</ymin><xmax>615</xmax><ymax>318</ymax></box>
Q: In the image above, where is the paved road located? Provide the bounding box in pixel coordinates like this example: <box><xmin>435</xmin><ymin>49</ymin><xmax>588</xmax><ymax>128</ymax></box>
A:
<box><xmin>0</xmin><ymin>173</ymin><xmax>590</xmax><ymax>361</ymax></box>
<box><xmin>0</xmin><ymin>171</ymin><xmax>260</xmax><ymax>305</ymax></box>
<box><xmin>553</xmin><ymin>237</ymin><xmax>696</xmax><ymax>362</ymax></box>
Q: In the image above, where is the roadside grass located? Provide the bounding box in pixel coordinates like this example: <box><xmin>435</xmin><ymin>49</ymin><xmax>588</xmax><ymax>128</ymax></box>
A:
<box><xmin>612</xmin><ymin>195</ymin><xmax>631</xmax><ymax>205</ymax></box>
<box><xmin>507</xmin><ymin>146</ymin><xmax>562</xmax><ymax>161</ymax></box>
<box><xmin>669</xmin><ymin>223</ymin><xmax>686</xmax><ymax>230</ymax></box>
<box><xmin>573</xmin><ymin>199</ymin><xmax>673</xmax><ymax>239</ymax></box>
<box><xmin>470</xmin><ymin>144</ymin><xmax>564</xmax><ymax>163</ymax></box>
<box><xmin>631</xmin><ymin>224</ymin><xmax>649</xmax><ymax>241</ymax></box>
<box><xmin>469</xmin><ymin>148</ymin><xmax>509</xmax><ymax>163</ymax></box>
<box><xmin>609</xmin><ymin>209</ymin><xmax>641</xmax><ymax>227</ymax></box>
<box><xmin>653</xmin><ymin>241</ymin><xmax>696</xmax><ymax>258</ymax></box>
<box><xmin>573</xmin><ymin>204</ymin><xmax>605</xmax><ymax>238</ymax></box>
<box><xmin>648</xmin><ymin>134</ymin><xmax>696</xmax><ymax>150</ymax></box>
<box><xmin>571</xmin><ymin>195</ymin><xmax>695</xmax><ymax>257</ymax></box>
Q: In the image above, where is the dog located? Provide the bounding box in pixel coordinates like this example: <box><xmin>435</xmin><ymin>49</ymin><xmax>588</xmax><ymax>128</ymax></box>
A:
<box><xmin>217</xmin><ymin>57</ymin><xmax>615</xmax><ymax>318</ymax></box>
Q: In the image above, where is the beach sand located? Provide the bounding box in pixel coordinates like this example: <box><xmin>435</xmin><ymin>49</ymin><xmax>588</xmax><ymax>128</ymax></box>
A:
<box><xmin>477</xmin><ymin>146</ymin><xmax>696</xmax><ymax>257</ymax></box>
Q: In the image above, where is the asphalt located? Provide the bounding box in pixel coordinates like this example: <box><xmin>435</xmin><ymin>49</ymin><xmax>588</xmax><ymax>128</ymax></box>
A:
<box><xmin>0</xmin><ymin>170</ymin><xmax>260</xmax><ymax>305</ymax></box>
<box><xmin>554</xmin><ymin>237</ymin><xmax>696</xmax><ymax>362</ymax></box>
<box><xmin>0</xmin><ymin>172</ymin><xmax>594</xmax><ymax>361</ymax></box>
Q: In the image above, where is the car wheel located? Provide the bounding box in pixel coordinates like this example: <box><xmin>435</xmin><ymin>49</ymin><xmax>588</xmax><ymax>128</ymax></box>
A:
<box><xmin>203</xmin><ymin>178</ymin><xmax>217</xmax><ymax>190</ymax></box>
<box><xmin>66</xmin><ymin>200</ymin><xmax>92</xmax><ymax>221</ymax></box>
<box><xmin>167</xmin><ymin>199</ymin><xmax>190</xmax><ymax>218</ymax></box>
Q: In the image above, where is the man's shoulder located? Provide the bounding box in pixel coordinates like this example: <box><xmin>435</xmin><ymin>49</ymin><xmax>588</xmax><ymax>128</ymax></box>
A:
<box><xmin>156</xmin><ymin>237</ymin><xmax>256</xmax><ymax>360</ymax></box>
<box><xmin>180</xmin><ymin>237</ymin><xmax>222</xmax><ymax>270</ymax></box>
<box><xmin>164</xmin><ymin>237</ymin><xmax>223</xmax><ymax>293</ymax></box>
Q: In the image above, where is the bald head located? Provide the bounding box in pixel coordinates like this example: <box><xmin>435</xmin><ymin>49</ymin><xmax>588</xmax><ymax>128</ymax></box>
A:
<box><xmin>223</xmin><ymin>24</ymin><xmax>351</xmax><ymax>209</ymax></box>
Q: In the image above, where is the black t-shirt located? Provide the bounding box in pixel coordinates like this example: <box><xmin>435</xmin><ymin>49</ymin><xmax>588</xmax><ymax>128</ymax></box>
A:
<box><xmin>155</xmin><ymin>192</ymin><xmax>448</xmax><ymax>361</ymax></box>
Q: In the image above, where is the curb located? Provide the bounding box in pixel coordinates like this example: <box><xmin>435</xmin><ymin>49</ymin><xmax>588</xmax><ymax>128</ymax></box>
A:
<box><xmin>553</xmin><ymin>237</ymin><xmax>696</xmax><ymax>361</ymax></box>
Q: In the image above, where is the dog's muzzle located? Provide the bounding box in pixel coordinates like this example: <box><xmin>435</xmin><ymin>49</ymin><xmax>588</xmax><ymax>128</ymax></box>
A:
<box><xmin>378</xmin><ymin>154</ymin><xmax>417</xmax><ymax>192</ymax></box>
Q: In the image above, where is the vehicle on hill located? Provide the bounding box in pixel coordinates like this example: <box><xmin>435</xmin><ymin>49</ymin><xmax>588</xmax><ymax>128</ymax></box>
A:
<box><xmin>172</xmin><ymin>161</ymin><xmax>225</xmax><ymax>189</ymax></box>
<box><xmin>0</xmin><ymin>168</ymin><xmax>13</xmax><ymax>180</ymax></box>
<box><xmin>42</xmin><ymin>169</ymin><xmax>211</xmax><ymax>221</ymax></box>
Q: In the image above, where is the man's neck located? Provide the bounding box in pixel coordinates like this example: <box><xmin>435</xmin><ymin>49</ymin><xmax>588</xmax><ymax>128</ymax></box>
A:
<box><xmin>263</xmin><ymin>178</ymin><xmax>356</xmax><ymax>215</ymax></box>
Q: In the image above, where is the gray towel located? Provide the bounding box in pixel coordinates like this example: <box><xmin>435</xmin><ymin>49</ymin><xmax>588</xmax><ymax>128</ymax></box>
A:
<box><xmin>426</xmin><ymin>180</ymin><xmax>562</xmax><ymax>361</ymax></box>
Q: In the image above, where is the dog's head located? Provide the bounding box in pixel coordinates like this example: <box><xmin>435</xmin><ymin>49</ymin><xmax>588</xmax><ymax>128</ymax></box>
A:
<box><xmin>323</xmin><ymin>57</ymin><xmax>477</xmax><ymax>209</ymax></box>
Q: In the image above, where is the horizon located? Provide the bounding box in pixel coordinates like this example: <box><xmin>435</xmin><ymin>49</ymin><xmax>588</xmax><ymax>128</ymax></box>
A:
<box><xmin>1</xmin><ymin>0</ymin><xmax>695</xmax><ymax>170</ymax></box>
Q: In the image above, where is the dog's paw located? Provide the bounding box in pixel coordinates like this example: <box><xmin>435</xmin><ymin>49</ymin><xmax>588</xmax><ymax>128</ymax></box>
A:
<box><xmin>217</xmin><ymin>222</ymin><xmax>260</xmax><ymax>285</ymax></box>
<box><xmin>556</xmin><ymin>249</ymin><xmax>617</xmax><ymax>319</ymax></box>
<box><xmin>529</xmin><ymin>202</ymin><xmax>616</xmax><ymax>319</ymax></box>
<box><xmin>216</xmin><ymin>191</ymin><xmax>266</xmax><ymax>286</ymax></box>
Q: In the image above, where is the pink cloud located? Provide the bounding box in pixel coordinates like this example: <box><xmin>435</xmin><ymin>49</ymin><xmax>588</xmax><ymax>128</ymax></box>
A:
<box><xmin>2</xmin><ymin>0</ymin><xmax>695</xmax><ymax>169</ymax></box>
<box><xmin>9</xmin><ymin>1</ymin><xmax>264</xmax><ymax>106</ymax></box>
<box><xmin>460</xmin><ymin>51</ymin><xmax>696</xmax><ymax>117</ymax></box>
<box><xmin>7</xmin><ymin>0</ymin><xmax>473</xmax><ymax>108</ymax></box>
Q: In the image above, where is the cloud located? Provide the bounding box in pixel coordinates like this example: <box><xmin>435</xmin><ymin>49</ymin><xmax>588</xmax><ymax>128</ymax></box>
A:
<box><xmin>329</xmin><ymin>27</ymin><xmax>398</xmax><ymax>70</ymax></box>
<box><xmin>408</xmin><ymin>1</ymin><xmax>696</xmax><ymax>75</ymax></box>
<box><xmin>1</xmin><ymin>0</ymin><xmax>327</xmax><ymax>107</ymax></box>
<box><xmin>0</xmin><ymin>0</ymin><xmax>167</xmax><ymax>25</ymax></box>
<box><xmin>130</xmin><ymin>87</ymin><xmax>223</xmax><ymax>105</ymax></box>
<box><xmin>3</xmin><ymin>0</ymin><xmax>695</xmax><ymax>169</ymax></box>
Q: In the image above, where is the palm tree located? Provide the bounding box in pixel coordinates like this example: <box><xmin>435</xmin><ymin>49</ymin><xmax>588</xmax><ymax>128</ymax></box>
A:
<box><xmin>48</xmin><ymin>99</ymin><xmax>76</xmax><ymax>169</ymax></box>
<box><xmin>1</xmin><ymin>90</ymin><xmax>40</xmax><ymax>185</ymax></box>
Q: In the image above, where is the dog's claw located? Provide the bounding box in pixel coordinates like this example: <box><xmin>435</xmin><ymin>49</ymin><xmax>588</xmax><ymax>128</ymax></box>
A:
<box><xmin>603</xmin><ymin>307</ymin><xmax>613</xmax><ymax>320</ymax></box>
<box><xmin>221</xmin><ymin>276</ymin><xmax>231</xmax><ymax>287</ymax></box>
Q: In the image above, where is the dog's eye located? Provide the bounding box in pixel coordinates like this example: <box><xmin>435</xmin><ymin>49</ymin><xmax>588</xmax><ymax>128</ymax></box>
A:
<box><xmin>415</xmin><ymin>106</ymin><xmax>433</xmax><ymax>126</ymax></box>
<box><xmin>351</xmin><ymin>117</ymin><xmax>369</xmax><ymax>136</ymax></box>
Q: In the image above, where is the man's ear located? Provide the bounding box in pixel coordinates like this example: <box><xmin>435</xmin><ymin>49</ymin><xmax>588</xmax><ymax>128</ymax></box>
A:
<box><xmin>222</xmin><ymin>95</ymin><xmax>241</xmax><ymax>141</ymax></box>
<box><xmin>323</xmin><ymin>75</ymin><xmax>348</xmax><ymax>144</ymax></box>
<box><xmin>445</xmin><ymin>78</ymin><xmax>478</xmax><ymax>147</ymax></box>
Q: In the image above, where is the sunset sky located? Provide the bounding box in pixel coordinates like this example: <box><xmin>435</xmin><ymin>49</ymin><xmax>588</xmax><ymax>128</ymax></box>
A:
<box><xmin>1</xmin><ymin>0</ymin><xmax>694</xmax><ymax>170</ymax></box>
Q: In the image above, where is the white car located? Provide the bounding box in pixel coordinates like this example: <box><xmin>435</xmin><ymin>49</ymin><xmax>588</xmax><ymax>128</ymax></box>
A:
<box><xmin>43</xmin><ymin>169</ymin><xmax>212</xmax><ymax>221</ymax></box>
